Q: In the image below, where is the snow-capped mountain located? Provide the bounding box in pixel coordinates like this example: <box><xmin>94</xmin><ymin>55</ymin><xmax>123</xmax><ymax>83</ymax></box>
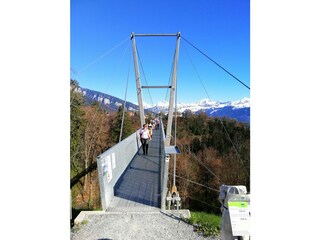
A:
<box><xmin>147</xmin><ymin>97</ymin><xmax>250</xmax><ymax>114</ymax></box>
<box><xmin>146</xmin><ymin>97</ymin><xmax>250</xmax><ymax>123</ymax></box>
<box><xmin>74</xmin><ymin>86</ymin><xmax>250</xmax><ymax>123</ymax></box>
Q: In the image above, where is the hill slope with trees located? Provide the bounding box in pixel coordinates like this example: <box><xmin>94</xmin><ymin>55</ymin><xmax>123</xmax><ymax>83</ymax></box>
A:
<box><xmin>167</xmin><ymin>111</ymin><xmax>250</xmax><ymax>213</ymax></box>
<box><xmin>70</xmin><ymin>80</ymin><xmax>250</xmax><ymax>216</ymax></box>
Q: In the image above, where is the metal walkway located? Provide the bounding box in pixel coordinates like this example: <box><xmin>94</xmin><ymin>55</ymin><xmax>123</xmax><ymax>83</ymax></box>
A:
<box><xmin>108</xmin><ymin>129</ymin><xmax>162</xmax><ymax>211</ymax></box>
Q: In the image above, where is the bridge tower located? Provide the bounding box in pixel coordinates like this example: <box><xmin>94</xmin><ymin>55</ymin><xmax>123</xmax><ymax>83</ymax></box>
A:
<box><xmin>130</xmin><ymin>32</ymin><xmax>180</xmax><ymax>137</ymax></box>
<box><xmin>131</xmin><ymin>33</ymin><xmax>181</xmax><ymax>209</ymax></box>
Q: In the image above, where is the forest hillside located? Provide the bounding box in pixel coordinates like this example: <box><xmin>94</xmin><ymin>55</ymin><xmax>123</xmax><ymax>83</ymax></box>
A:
<box><xmin>70</xmin><ymin>80</ymin><xmax>250</xmax><ymax>215</ymax></box>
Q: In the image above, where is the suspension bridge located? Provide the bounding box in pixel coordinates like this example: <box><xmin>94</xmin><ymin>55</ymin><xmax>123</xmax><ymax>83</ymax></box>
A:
<box><xmin>71</xmin><ymin>32</ymin><xmax>250</xmax><ymax>240</ymax></box>
<box><xmin>91</xmin><ymin>33</ymin><xmax>181</xmax><ymax>212</ymax></box>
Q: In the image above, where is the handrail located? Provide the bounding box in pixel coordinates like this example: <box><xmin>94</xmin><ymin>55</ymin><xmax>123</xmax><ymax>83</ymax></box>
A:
<box><xmin>96</xmin><ymin>130</ymin><xmax>142</xmax><ymax>210</ymax></box>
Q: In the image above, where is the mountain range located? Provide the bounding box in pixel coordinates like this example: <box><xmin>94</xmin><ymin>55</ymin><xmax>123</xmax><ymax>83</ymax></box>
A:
<box><xmin>75</xmin><ymin>87</ymin><xmax>250</xmax><ymax>123</ymax></box>
<box><xmin>75</xmin><ymin>87</ymin><xmax>140</xmax><ymax>112</ymax></box>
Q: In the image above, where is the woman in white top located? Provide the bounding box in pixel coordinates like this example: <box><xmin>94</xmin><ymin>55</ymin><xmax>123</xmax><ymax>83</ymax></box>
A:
<box><xmin>139</xmin><ymin>123</ymin><xmax>151</xmax><ymax>155</ymax></box>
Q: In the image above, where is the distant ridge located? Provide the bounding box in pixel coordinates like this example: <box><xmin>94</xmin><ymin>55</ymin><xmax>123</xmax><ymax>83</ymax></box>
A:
<box><xmin>75</xmin><ymin>87</ymin><xmax>250</xmax><ymax>123</ymax></box>
<box><xmin>146</xmin><ymin>98</ymin><xmax>250</xmax><ymax>123</ymax></box>
<box><xmin>75</xmin><ymin>87</ymin><xmax>139</xmax><ymax>112</ymax></box>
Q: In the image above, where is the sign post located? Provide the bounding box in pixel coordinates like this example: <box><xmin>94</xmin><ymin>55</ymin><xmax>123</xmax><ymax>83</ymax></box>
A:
<box><xmin>227</xmin><ymin>194</ymin><xmax>250</xmax><ymax>237</ymax></box>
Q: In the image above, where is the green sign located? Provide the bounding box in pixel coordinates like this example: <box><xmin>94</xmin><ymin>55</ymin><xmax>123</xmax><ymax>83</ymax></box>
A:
<box><xmin>228</xmin><ymin>199</ymin><xmax>250</xmax><ymax>236</ymax></box>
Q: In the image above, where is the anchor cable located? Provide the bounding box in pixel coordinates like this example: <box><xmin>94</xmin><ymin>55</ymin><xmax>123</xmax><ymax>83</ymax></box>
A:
<box><xmin>78</xmin><ymin>37</ymin><xmax>130</xmax><ymax>74</ymax></box>
<box><xmin>119</xmin><ymin>57</ymin><xmax>131</xmax><ymax>142</ymax></box>
<box><xmin>181</xmin><ymin>36</ymin><xmax>250</xmax><ymax>90</ymax></box>
<box><xmin>181</xmin><ymin>41</ymin><xmax>250</xmax><ymax>177</ymax></box>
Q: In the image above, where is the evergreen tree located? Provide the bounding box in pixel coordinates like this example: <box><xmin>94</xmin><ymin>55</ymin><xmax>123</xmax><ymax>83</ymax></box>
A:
<box><xmin>70</xmin><ymin>80</ymin><xmax>85</xmax><ymax>178</ymax></box>
<box><xmin>70</xmin><ymin>79</ymin><xmax>87</xmax><ymax>209</ymax></box>
<box><xmin>110</xmin><ymin>105</ymin><xmax>134</xmax><ymax>143</ymax></box>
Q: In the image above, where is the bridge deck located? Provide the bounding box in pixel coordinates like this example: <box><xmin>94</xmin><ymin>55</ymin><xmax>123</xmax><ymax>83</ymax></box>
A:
<box><xmin>108</xmin><ymin>129</ymin><xmax>162</xmax><ymax>211</ymax></box>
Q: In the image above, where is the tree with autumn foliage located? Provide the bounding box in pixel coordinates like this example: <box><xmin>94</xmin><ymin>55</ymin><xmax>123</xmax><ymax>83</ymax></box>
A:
<box><xmin>109</xmin><ymin>105</ymin><xmax>135</xmax><ymax>144</ymax></box>
<box><xmin>79</xmin><ymin>102</ymin><xmax>110</xmax><ymax>208</ymax></box>
<box><xmin>168</xmin><ymin>113</ymin><xmax>250</xmax><ymax>213</ymax></box>
<box><xmin>70</xmin><ymin>81</ymin><xmax>113</xmax><ymax>209</ymax></box>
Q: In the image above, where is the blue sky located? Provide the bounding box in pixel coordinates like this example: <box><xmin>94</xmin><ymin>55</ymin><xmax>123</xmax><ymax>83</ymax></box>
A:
<box><xmin>71</xmin><ymin>0</ymin><xmax>250</xmax><ymax>105</ymax></box>
<box><xmin>2</xmin><ymin>2</ymin><xmax>320</xmax><ymax>238</ymax></box>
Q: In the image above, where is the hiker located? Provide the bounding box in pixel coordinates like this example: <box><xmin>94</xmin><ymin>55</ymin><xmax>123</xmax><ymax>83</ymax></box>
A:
<box><xmin>140</xmin><ymin>123</ymin><xmax>151</xmax><ymax>155</ymax></box>
<box><xmin>155</xmin><ymin>118</ymin><xmax>160</xmax><ymax>130</ymax></box>
<box><xmin>148</xmin><ymin>123</ymin><xmax>153</xmax><ymax>139</ymax></box>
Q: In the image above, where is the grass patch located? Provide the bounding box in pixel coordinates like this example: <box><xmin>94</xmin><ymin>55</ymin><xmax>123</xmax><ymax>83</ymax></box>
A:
<box><xmin>189</xmin><ymin>211</ymin><xmax>221</xmax><ymax>237</ymax></box>
<box><xmin>71</xmin><ymin>208</ymin><xmax>102</xmax><ymax>228</ymax></box>
<box><xmin>81</xmin><ymin>219</ymin><xmax>89</xmax><ymax>225</ymax></box>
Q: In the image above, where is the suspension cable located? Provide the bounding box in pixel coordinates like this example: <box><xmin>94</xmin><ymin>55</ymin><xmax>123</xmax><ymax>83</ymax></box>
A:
<box><xmin>177</xmin><ymin>142</ymin><xmax>224</xmax><ymax>184</ymax></box>
<box><xmin>78</xmin><ymin>37</ymin><xmax>130</xmax><ymax>74</ymax></box>
<box><xmin>181</xmin><ymin>36</ymin><xmax>250</xmax><ymax>90</ymax></box>
<box><xmin>119</xmin><ymin>57</ymin><xmax>131</xmax><ymax>142</ymax></box>
<box><xmin>79</xmin><ymin>39</ymin><xmax>130</xmax><ymax>163</ymax></box>
<box><xmin>181</xmin><ymin>43</ymin><xmax>212</xmax><ymax>100</ymax></box>
<box><xmin>181</xmin><ymin>42</ymin><xmax>250</xmax><ymax>178</ymax></box>
<box><xmin>104</xmin><ymin>40</ymin><xmax>131</xmax><ymax>95</ymax></box>
<box><xmin>136</xmin><ymin>44</ymin><xmax>154</xmax><ymax>107</ymax></box>
<box><xmin>158</xmin><ymin>49</ymin><xmax>175</xmax><ymax>118</ymax></box>
<box><xmin>170</xmin><ymin>173</ymin><xmax>220</xmax><ymax>193</ymax></box>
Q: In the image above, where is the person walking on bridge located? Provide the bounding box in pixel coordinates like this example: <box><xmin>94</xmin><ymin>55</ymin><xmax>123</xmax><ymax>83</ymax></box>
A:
<box><xmin>148</xmin><ymin>123</ymin><xmax>153</xmax><ymax>139</ymax></box>
<box><xmin>140</xmin><ymin>124</ymin><xmax>151</xmax><ymax>155</ymax></box>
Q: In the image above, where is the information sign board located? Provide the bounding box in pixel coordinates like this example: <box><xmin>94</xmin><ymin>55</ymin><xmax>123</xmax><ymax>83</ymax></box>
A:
<box><xmin>227</xmin><ymin>196</ymin><xmax>250</xmax><ymax>236</ymax></box>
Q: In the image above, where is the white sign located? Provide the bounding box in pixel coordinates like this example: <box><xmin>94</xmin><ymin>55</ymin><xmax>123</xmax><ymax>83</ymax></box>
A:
<box><xmin>102</xmin><ymin>155</ymin><xmax>113</xmax><ymax>183</ymax></box>
<box><xmin>102</xmin><ymin>160</ymin><xmax>107</xmax><ymax>175</ymax></box>
<box><xmin>111</xmin><ymin>153</ymin><xmax>116</xmax><ymax>169</ymax></box>
<box><xmin>228</xmin><ymin>201</ymin><xmax>250</xmax><ymax>236</ymax></box>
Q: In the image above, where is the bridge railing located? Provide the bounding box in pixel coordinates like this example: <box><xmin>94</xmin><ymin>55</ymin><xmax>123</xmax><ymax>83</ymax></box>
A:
<box><xmin>96</xmin><ymin>130</ymin><xmax>142</xmax><ymax>210</ymax></box>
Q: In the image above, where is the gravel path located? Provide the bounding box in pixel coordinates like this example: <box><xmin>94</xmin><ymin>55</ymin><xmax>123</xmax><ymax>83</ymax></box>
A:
<box><xmin>71</xmin><ymin>211</ymin><xmax>221</xmax><ymax>240</ymax></box>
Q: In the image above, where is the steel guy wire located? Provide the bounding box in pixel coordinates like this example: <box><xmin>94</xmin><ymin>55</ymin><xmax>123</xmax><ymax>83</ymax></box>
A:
<box><xmin>169</xmin><ymin>173</ymin><xmax>220</xmax><ymax>193</ymax></box>
<box><xmin>136</xmin><ymin>43</ymin><xmax>154</xmax><ymax>107</ymax></box>
<box><xmin>180</xmin><ymin>42</ymin><xmax>250</xmax><ymax>177</ymax></box>
<box><xmin>177</xmin><ymin>141</ymin><xmax>224</xmax><ymax>184</ymax></box>
<box><xmin>103</xmin><ymin>40</ymin><xmax>131</xmax><ymax>96</ymax></box>
<box><xmin>77</xmin><ymin>37</ymin><xmax>130</xmax><ymax>74</ymax></box>
<box><xmin>181</xmin><ymin>36</ymin><xmax>250</xmax><ymax>90</ymax></box>
<box><xmin>119</xmin><ymin>57</ymin><xmax>131</xmax><ymax>142</ymax></box>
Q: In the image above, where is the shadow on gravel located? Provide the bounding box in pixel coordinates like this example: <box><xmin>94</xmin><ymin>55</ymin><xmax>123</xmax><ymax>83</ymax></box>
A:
<box><xmin>160</xmin><ymin>211</ymin><xmax>189</xmax><ymax>224</ymax></box>
<box><xmin>97</xmin><ymin>239</ymin><xmax>112</xmax><ymax>240</ymax></box>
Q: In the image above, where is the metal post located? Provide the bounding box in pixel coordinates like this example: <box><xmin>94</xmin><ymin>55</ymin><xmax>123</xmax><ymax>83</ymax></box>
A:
<box><xmin>165</xmin><ymin>32</ymin><xmax>180</xmax><ymax>146</ymax></box>
<box><xmin>173</xmin><ymin>154</ymin><xmax>176</xmax><ymax>186</ymax></box>
<box><xmin>173</xmin><ymin>75</ymin><xmax>178</xmax><ymax>187</ymax></box>
<box><xmin>131</xmin><ymin>32</ymin><xmax>145</xmax><ymax>127</ymax></box>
